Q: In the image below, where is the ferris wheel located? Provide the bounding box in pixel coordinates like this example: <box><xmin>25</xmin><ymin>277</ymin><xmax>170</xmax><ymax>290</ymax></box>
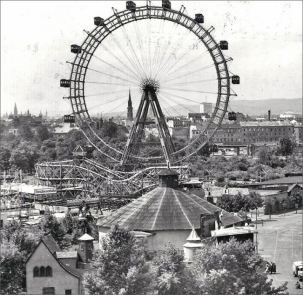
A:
<box><xmin>60</xmin><ymin>0</ymin><xmax>240</xmax><ymax>166</ymax></box>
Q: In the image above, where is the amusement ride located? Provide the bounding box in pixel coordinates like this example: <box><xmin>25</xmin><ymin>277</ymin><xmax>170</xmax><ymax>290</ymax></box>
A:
<box><xmin>35</xmin><ymin>0</ymin><xmax>240</xmax><ymax>207</ymax></box>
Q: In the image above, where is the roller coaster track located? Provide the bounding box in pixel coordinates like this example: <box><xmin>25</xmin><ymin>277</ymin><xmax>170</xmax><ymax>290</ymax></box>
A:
<box><xmin>35</xmin><ymin>158</ymin><xmax>189</xmax><ymax>197</ymax></box>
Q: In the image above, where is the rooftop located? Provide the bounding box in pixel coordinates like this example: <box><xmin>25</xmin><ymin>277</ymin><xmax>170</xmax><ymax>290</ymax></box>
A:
<box><xmin>97</xmin><ymin>187</ymin><xmax>243</xmax><ymax>231</ymax></box>
<box><xmin>240</xmin><ymin>121</ymin><xmax>293</xmax><ymax>127</ymax></box>
<box><xmin>249</xmin><ymin>176</ymin><xmax>303</xmax><ymax>186</ymax></box>
<box><xmin>78</xmin><ymin>233</ymin><xmax>94</xmax><ymax>241</ymax></box>
<box><xmin>56</xmin><ymin>251</ymin><xmax>78</xmax><ymax>259</ymax></box>
<box><xmin>211</xmin><ymin>226</ymin><xmax>257</xmax><ymax>237</ymax></box>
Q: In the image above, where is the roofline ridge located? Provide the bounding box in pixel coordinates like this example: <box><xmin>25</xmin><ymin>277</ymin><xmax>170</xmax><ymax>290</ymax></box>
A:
<box><xmin>172</xmin><ymin>189</ymin><xmax>192</xmax><ymax>228</ymax></box>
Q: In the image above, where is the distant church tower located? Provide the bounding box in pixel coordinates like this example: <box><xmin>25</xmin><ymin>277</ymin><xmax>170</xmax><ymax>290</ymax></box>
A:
<box><xmin>127</xmin><ymin>89</ymin><xmax>133</xmax><ymax>120</ymax></box>
<box><xmin>14</xmin><ymin>103</ymin><xmax>18</xmax><ymax>117</ymax></box>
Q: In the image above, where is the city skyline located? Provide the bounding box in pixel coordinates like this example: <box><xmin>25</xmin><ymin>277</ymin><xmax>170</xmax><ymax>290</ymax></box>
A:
<box><xmin>1</xmin><ymin>1</ymin><xmax>302</xmax><ymax>117</ymax></box>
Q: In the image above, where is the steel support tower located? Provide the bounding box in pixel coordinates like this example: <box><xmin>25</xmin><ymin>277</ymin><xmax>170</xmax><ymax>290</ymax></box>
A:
<box><xmin>121</xmin><ymin>83</ymin><xmax>175</xmax><ymax>165</ymax></box>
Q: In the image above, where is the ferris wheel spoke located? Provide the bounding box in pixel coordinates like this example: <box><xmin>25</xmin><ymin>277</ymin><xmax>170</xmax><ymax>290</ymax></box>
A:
<box><xmin>155</xmin><ymin>27</ymin><xmax>201</xmax><ymax>82</ymax></box>
<box><xmin>86</xmin><ymin>66</ymin><xmax>137</xmax><ymax>84</ymax></box>
<box><xmin>158</xmin><ymin>93</ymin><xmax>191</xmax><ymax>116</ymax></box>
<box><xmin>162</xmin><ymin>63</ymin><xmax>215</xmax><ymax>83</ymax></box>
<box><xmin>106</xmin><ymin>92</ymin><xmax>141</xmax><ymax>114</ymax></box>
<box><xmin>162</xmin><ymin>87</ymin><xmax>219</xmax><ymax>95</ymax></box>
<box><xmin>154</xmin><ymin>26</ymin><xmax>190</xmax><ymax>81</ymax></box>
<box><xmin>161</xmin><ymin>48</ymin><xmax>210</xmax><ymax>81</ymax></box>
<box><xmin>86</xmin><ymin>88</ymin><xmax>140</xmax><ymax>97</ymax></box>
<box><xmin>133</xmin><ymin>21</ymin><xmax>149</xmax><ymax>79</ymax></box>
<box><xmin>99</xmin><ymin>43</ymin><xmax>141</xmax><ymax>81</ymax></box>
<box><xmin>150</xmin><ymin>19</ymin><xmax>166</xmax><ymax>80</ymax></box>
<box><xmin>159</xmin><ymin>37</ymin><xmax>204</xmax><ymax>83</ymax></box>
<box><xmin>92</xmin><ymin>53</ymin><xmax>140</xmax><ymax>82</ymax></box>
<box><xmin>109</xmin><ymin>32</ymin><xmax>145</xmax><ymax>80</ymax></box>
<box><xmin>160</xmin><ymin>90</ymin><xmax>207</xmax><ymax>105</ymax></box>
<box><xmin>86</xmin><ymin>81</ymin><xmax>135</xmax><ymax>87</ymax></box>
<box><xmin>162</xmin><ymin>77</ymin><xmax>218</xmax><ymax>87</ymax></box>
<box><xmin>120</xmin><ymin>25</ymin><xmax>147</xmax><ymax>79</ymax></box>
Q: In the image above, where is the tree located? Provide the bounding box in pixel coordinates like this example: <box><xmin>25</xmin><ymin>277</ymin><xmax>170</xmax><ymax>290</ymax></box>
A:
<box><xmin>82</xmin><ymin>225</ymin><xmax>155</xmax><ymax>295</ymax></box>
<box><xmin>0</xmin><ymin>221</ymin><xmax>38</xmax><ymax>293</ymax></box>
<box><xmin>277</xmin><ymin>137</ymin><xmax>296</xmax><ymax>157</ymax></box>
<box><xmin>40</xmin><ymin>214</ymin><xmax>71</xmax><ymax>250</ymax></box>
<box><xmin>100</xmin><ymin>121</ymin><xmax>119</xmax><ymax>138</ymax></box>
<box><xmin>153</xmin><ymin>243</ymin><xmax>199</xmax><ymax>295</ymax></box>
<box><xmin>0</xmin><ymin>147</ymin><xmax>11</xmax><ymax>172</ymax></box>
<box><xmin>190</xmin><ymin>238</ymin><xmax>288</xmax><ymax>295</ymax></box>
<box><xmin>36</xmin><ymin>125</ymin><xmax>51</xmax><ymax>142</ymax></box>
<box><xmin>217</xmin><ymin>192</ymin><xmax>263</xmax><ymax>213</ymax></box>
<box><xmin>258</xmin><ymin>146</ymin><xmax>274</xmax><ymax>166</ymax></box>
<box><xmin>9</xmin><ymin>141</ymin><xmax>40</xmax><ymax>174</ymax></box>
<box><xmin>19</xmin><ymin>124</ymin><xmax>34</xmax><ymax>140</ymax></box>
<box><xmin>0</xmin><ymin>235</ymin><xmax>24</xmax><ymax>294</ymax></box>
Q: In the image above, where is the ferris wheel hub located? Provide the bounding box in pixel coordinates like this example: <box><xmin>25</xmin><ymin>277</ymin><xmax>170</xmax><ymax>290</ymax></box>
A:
<box><xmin>140</xmin><ymin>78</ymin><xmax>160</xmax><ymax>92</ymax></box>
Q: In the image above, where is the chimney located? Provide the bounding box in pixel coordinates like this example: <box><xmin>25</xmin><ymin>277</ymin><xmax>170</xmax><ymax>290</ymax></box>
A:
<box><xmin>268</xmin><ymin>110</ymin><xmax>271</xmax><ymax>121</ymax></box>
<box><xmin>158</xmin><ymin>169</ymin><xmax>179</xmax><ymax>189</ymax></box>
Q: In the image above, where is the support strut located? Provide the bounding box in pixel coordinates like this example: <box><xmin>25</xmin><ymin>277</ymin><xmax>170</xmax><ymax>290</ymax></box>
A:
<box><xmin>120</xmin><ymin>86</ymin><xmax>175</xmax><ymax>165</ymax></box>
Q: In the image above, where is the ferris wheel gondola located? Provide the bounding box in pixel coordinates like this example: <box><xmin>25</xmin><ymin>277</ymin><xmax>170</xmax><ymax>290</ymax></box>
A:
<box><xmin>60</xmin><ymin>1</ymin><xmax>240</xmax><ymax>166</ymax></box>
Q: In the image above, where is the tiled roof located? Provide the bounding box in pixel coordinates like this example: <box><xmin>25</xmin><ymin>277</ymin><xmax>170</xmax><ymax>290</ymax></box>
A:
<box><xmin>211</xmin><ymin>226</ymin><xmax>257</xmax><ymax>237</ymax></box>
<box><xmin>42</xmin><ymin>235</ymin><xmax>61</xmax><ymax>254</ymax></box>
<box><xmin>249</xmin><ymin>176</ymin><xmax>303</xmax><ymax>185</ymax></box>
<box><xmin>158</xmin><ymin>168</ymin><xmax>179</xmax><ymax>176</ymax></box>
<box><xmin>97</xmin><ymin>187</ymin><xmax>238</xmax><ymax>231</ymax></box>
<box><xmin>250</xmin><ymin>190</ymin><xmax>282</xmax><ymax>196</ymax></box>
<box><xmin>220</xmin><ymin>211</ymin><xmax>244</xmax><ymax>226</ymax></box>
<box><xmin>240</xmin><ymin>121</ymin><xmax>293</xmax><ymax>127</ymax></box>
<box><xmin>56</xmin><ymin>251</ymin><xmax>78</xmax><ymax>259</ymax></box>
<box><xmin>287</xmin><ymin>183</ymin><xmax>303</xmax><ymax>192</ymax></box>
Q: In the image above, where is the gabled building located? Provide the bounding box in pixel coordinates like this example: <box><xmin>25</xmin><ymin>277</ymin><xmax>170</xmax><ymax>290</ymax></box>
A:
<box><xmin>26</xmin><ymin>234</ymin><xmax>94</xmax><ymax>295</ymax></box>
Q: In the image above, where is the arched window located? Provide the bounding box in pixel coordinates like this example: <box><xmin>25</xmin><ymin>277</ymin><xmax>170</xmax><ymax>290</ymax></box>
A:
<box><xmin>40</xmin><ymin>266</ymin><xmax>46</xmax><ymax>277</ymax></box>
<box><xmin>33</xmin><ymin>266</ymin><xmax>40</xmax><ymax>277</ymax></box>
<box><xmin>46</xmin><ymin>266</ymin><xmax>52</xmax><ymax>277</ymax></box>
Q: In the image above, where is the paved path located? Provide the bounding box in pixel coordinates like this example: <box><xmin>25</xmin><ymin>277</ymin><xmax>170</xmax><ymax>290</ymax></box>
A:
<box><xmin>255</xmin><ymin>210</ymin><xmax>302</xmax><ymax>295</ymax></box>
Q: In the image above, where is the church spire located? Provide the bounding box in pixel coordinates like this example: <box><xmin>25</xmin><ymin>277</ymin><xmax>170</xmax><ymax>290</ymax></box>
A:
<box><xmin>127</xmin><ymin>88</ymin><xmax>133</xmax><ymax>120</ymax></box>
<box><xmin>14</xmin><ymin>103</ymin><xmax>18</xmax><ymax>117</ymax></box>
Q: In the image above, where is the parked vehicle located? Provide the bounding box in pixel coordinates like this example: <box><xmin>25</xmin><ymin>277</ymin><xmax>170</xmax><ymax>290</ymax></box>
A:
<box><xmin>293</xmin><ymin>261</ymin><xmax>303</xmax><ymax>281</ymax></box>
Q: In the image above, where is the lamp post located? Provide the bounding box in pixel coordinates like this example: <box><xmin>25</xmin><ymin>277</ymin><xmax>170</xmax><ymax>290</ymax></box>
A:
<box><xmin>282</xmin><ymin>200</ymin><xmax>286</xmax><ymax>217</ymax></box>
<box><xmin>255</xmin><ymin>205</ymin><xmax>259</xmax><ymax>253</ymax></box>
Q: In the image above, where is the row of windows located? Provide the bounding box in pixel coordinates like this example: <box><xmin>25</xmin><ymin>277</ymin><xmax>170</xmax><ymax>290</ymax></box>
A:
<box><xmin>34</xmin><ymin>266</ymin><xmax>52</xmax><ymax>277</ymax></box>
<box><xmin>42</xmin><ymin>287</ymin><xmax>72</xmax><ymax>295</ymax></box>
<box><xmin>243</xmin><ymin>127</ymin><xmax>292</xmax><ymax>132</ymax></box>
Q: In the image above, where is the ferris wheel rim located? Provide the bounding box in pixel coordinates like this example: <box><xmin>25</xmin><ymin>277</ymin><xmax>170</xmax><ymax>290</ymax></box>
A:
<box><xmin>68</xmin><ymin>3</ymin><xmax>232</xmax><ymax>164</ymax></box>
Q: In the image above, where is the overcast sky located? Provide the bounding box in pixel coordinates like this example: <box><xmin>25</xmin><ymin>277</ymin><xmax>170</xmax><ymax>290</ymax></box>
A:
<box><xmin>1</xmin><ymin>1</ymin><xmax>302</xmax><ymax>117</ymax></box>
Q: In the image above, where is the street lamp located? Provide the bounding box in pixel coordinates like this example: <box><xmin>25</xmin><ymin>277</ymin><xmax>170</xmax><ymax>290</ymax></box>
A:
<box><xmin>281</xmin><ymin>200</ymin><xmax>286</xmax><ymax>217</ymax></box>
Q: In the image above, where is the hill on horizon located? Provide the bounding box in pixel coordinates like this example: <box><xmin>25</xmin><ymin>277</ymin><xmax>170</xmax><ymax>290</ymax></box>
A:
<box><xmin>102</xmin><ymin>98</ymin><xmax>302</xmax><ymax>118</ymax></box>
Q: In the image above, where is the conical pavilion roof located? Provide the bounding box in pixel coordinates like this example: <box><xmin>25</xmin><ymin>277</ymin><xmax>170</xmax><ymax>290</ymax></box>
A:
<box><xmin>97</xmin><ymin>187</ymin><xmax>233</xmax><ymax>231</ymax></box>
<box><xmin>78</xmin><ymin>233</ymin><xmax>94</xmax><ymax>241</ymax></box>
<box><xmin>186</xmin><ymin>227</ymin><xmax>201</xmax><ymax>241</ymax></box>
